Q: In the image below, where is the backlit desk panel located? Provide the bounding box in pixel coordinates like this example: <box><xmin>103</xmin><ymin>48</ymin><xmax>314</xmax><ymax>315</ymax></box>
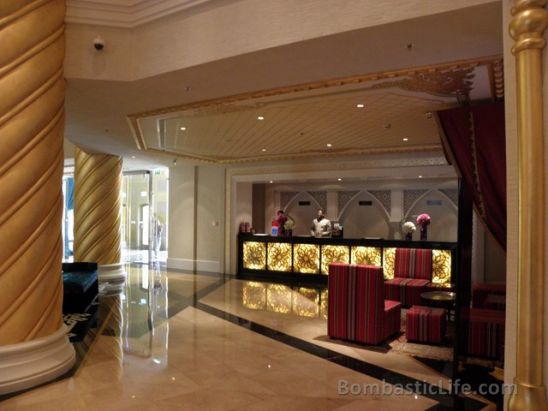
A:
<box><xmin>238</xmin><ymin>233</ymin><xmax>456</xmax><ymax>285</ymax></box>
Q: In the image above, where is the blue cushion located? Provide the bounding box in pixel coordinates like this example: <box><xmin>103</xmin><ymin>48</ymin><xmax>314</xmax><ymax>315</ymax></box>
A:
<box><xmin>63</xmin><ymin>271</ymin><xmax>98</xmax><ymax>294</ymax></box>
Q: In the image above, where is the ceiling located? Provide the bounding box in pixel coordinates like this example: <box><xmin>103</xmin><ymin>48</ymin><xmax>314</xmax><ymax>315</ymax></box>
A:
<box><xmin>65</xmin><ymin>0</ymin><xmax>216</xmax><ymax>27</ymax></box>
<box><xmin>63</xmin><ymin>1</ymin><xmax>503</xmax><ymax>167</ymax></box>
<box><xmin>131</xmin><ymin>58</ymin><xmax>502</xmax><ymax>163</ymax></box>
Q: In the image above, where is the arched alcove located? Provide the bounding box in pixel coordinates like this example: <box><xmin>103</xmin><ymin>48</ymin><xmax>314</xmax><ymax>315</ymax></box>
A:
<box><xmin>338</xmin><ymin>191</ymin><xmax>390</xmax><ymax>239</ymax></box>
<box><xmin>284</xmin><ymin>192</ymin><xmax>322</xmax><ymax>236</ymax></box>
<box><xmin>405</xmin><ymin>190</ymin><xmax>457</xmax><ymax>242</ymax></box>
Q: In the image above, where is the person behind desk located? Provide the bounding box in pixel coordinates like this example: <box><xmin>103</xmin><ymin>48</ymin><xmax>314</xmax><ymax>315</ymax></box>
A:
<box><xmin>274</xmin><ymin>209</ymin><xmax>288</xmax><ymax>236</ymax></box>
<box><xmin>310</xmin><ymin>208</ymin><xmax>332</xmax><ymax>237</ymax></box>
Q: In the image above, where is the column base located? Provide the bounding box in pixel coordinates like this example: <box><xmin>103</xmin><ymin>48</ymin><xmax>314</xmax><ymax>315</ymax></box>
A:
<box><xmin>98</xmin><ymin>263</ymin><xmax>127</xmax><ymax>294</ymax></box>
<box><xmin>0</xmin><ymin>324</ymin><xmax>75</xmax><ymax>395</ymax></box>
<box><xmin>508</xmin><ymin>380</ymin><xmax>548</xmax><ymax>411</ymax></box>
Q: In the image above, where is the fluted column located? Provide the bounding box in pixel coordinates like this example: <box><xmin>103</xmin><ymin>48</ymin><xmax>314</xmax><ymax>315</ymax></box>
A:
<box><xmin>74</xmin><ymin>147</ymin><xmax>126</xmax><ymax>290</ymax></box>
<box><xmin>508</xmin><ymin>1</ymin><xmax>548</xmax><ymax>410</ymax></box>
<box><xmin>0</xmin><ymin>0</ymin><xmax>75</xmax><ymax>394</ymax></box>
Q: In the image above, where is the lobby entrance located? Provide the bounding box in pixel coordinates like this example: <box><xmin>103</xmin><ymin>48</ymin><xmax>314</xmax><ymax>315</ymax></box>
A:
<box><xmin>122</xmin><ymin>169</ymin><xmax>169</xmax><ymax>264</ymax></box>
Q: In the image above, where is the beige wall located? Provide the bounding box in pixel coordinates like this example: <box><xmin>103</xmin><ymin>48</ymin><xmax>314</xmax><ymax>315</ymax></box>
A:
<box><xmin>167</xmin><ymin>164</ymin><xmax>196</xmax><ymax>268</ymax></box>
<box><xmin>502</xmin><ymin>0</ymin><xmax>548</xmax><ymax>406</ymax></box>
<box><xmin>235</xmin><ymin>182</ymin><xmax>253</xmax><ymax>232</ymax></box>
<box><xmin>167</xmin><ymin>163</ymin><xmax>226</xmax><ymax>273</ymax></box>
<box><xmin>64</xmin><ymin>0</ymin><xmax>497</xmax><ymax>81</ymax></box>
<box><xmin>340</xmin><ymin>191</ymin><xmax>390</xmax><ymax>239</ymax></box>
<box><xmin>196</xmin><ymin>166</ymin><xmax>224</xmax><ymax>266</ymax></box>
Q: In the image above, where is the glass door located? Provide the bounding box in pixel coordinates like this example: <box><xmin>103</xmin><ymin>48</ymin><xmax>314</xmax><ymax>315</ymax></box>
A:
<box><xmin>62</xmin><ymin>175</ymin><xmax>74</xmax><ymax>262</ymax></box>
<box><xmin>150</xmin><ymin>168</ymin><xmax>169</xmax><ymax>264</ymax></box>
<box><xmin>122</xmin><ymin>171</ymin><xmax>151</xmax><ymax>264</ymax></box>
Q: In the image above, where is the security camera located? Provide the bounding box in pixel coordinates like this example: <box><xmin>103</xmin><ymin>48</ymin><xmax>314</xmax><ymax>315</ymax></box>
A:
<box><xmin>93</xmin><ymin>36</ymin><xmax>105</xmax><ymax>51</ymax></box>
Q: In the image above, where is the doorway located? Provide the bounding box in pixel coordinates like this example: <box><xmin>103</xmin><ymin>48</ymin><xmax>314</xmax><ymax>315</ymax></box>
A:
<box><xmin>122</xmin><ymin>169</ymin><xmax>169</xmax><ymax>265</ymax></box>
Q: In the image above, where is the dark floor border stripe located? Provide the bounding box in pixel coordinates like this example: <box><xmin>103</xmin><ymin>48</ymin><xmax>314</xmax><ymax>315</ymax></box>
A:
<box><xmin>194</xmin><ymin>301</ymin><xmax>486</xmax><ymax>411</ymax></box>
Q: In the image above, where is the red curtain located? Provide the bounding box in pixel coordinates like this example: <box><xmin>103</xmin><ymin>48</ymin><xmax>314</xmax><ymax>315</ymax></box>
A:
<box><xmin>437</xmin><ymin>102</ymin><xmax>506</xmax><ymax>250</ymax></box>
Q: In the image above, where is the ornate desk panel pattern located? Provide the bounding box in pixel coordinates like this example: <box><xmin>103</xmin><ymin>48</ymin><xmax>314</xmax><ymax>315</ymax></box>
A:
<box><xmin>293</xmin><ymin>244</ymin><xmax>320</xmax><ymax>274</ymax></box>
<box><xmin>238</xmin><ymin>234</ymin><xmax>456</xmax><ymax>286</ymax></box>
<box><xmin>320</xmin><ymin>245</ymin><xmax>350</xmax><ymax>275</ymax></box>
<box><xmin>242</xmin><ymin>241</ymin><xmax>267</xmax><ymax>270</ymax></box>
<box><xmin>267</xmin><ymin>242</ymin><xmax>292</xmax><ymax>272</ymax></box>
<box><xmin>351</xmin><ymin>246</ymin><xmax>382</xmax><ymax>267</ymax></box>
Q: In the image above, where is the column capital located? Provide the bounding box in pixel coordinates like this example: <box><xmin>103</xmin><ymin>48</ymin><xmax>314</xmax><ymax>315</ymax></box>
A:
<box><xmin>510</xmin><ymin>0</ymin><xmax>548</xmax><ymax>54</ymax></box>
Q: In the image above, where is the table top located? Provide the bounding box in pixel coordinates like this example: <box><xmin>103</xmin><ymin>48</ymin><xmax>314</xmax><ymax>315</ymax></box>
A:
<box><xmin>420</xmin><ymin>291</ymin><xmax>456</xmax><ymax>302</ymax></box>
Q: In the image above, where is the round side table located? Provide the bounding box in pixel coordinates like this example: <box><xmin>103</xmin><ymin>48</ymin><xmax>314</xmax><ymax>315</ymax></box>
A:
<box><xmin>420</xmin><ymin>291</ymin><xmax>456</xmax><ymax>321</ymax></box>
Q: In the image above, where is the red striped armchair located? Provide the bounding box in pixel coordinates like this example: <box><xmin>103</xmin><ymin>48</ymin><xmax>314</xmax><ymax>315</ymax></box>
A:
<box><xmin>328</xmin><ymin>263</ymin><xmax>401</xmax><ymax>345</ymax></box>
<box><xmin>384</xmin><ymin>248</ymin><xmax>433</xmax><ymax>307</ymax></box>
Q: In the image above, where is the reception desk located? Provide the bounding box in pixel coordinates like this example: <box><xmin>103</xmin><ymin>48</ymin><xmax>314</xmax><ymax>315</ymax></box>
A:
<box><xmin>238</xmin><ymin>233</ymin><xmax>457</xmax><ymax>285</ymax></box>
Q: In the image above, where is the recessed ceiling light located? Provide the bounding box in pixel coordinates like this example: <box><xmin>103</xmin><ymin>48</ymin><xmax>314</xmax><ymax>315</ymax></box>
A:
<box><xmin>269</xmin><ymin>180</ymin><xmax>273</xmax><ymax>184</ymax></box>
<box><xmin>356</xmin><ymin>103</ymin><xmax>365</xmax><ymax>108</ymax></box>
<box><xmin>257</xmin><ymin>116</ymin><xmax>264</xmax><ymax>121</ymax></box>
<box><xmin>326</xmin><ymin>143</ymin><xmax>333</xmax><ymax>147</ymax></box>
<box><xmin>418</xmin><ymin>175</ymin><xmax>423</xmax><ymax>179</ymax></box>
<box><xmin>180</xmin><ymin>127</ymin><xmax>186</xmax><ymax>131</ymax></box>
<box><xmin>337</xmin><ymin>178</ymin><xmax>342</xmax><ymax>181</ymax></box>
<box><xmin>403</xmin><ymin>138</ymin><xmax>409</xmax><ymax>142</ymax></box>
<box><xmin>131</xmin><ymin>155</ymin><xmax>136</xmax><ymax>159</ymax></box>
<box><xmin>261</xmin><ymin>148</ymin><xmax>267</xmax><ymax>152</ymax></box>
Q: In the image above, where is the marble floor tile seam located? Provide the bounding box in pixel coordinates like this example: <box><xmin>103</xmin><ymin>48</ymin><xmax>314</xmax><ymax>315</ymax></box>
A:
<box><xmin>200</xmin><ymin>279</ymin><xmax>455</xmax><ymax>384</ymax></box>
<box><xmin>193</xmin><ymin>300</ymin><xmax>486</xmax><ymax>411</ymax></box>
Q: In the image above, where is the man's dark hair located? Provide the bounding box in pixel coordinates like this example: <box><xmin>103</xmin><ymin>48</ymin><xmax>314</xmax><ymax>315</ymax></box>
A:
<box><xmin>277</xmin><ymin>209</ymin><xmax>284</xmax><ymax>214</ymax></box>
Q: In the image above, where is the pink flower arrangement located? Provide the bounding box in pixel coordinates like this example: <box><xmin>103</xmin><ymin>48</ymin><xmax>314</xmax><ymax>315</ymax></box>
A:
<box><xmin>416</xmin><ymin>213</ymin><xmax>431</xmax><ymax>227</ymax></box>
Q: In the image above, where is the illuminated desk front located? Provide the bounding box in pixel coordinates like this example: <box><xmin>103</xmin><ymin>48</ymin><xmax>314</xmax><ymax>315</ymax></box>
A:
<box><xmin>238</xmin><ymin>233</ymin><xmax>456</xmax><ymax>285</ymax></box>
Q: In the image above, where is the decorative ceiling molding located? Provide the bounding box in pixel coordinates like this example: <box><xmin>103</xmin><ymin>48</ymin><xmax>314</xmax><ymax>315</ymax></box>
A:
<box><xmin>65</xmin><ymin>0</ymin><xmax>214</xmax><ymax>28</ymax></box>
<box><xmin>127</xmin><ymin>55</ymin><xmax>503</xmax><ymax>164</ymax></box>
<box><xmin>365</xmin><ymin>68</ymin><xmax>475</xmax><ymax>103</ymax></box>
<box><xmin>128</xmin><ymin>55</ymin><xmax>502</xmax><ymax>120</ymax></box>
<box><xmin>229</xmin><ymin>153</ymin><xmax>449</xmax><ymax>177</ymax></box>
<box><xmin>145</xmin><ymin>145</ymin><xmax>444</xmax><ymax>165</ymax></box>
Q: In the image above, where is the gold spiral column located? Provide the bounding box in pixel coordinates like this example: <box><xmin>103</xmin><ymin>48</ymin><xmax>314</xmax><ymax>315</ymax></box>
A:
<box><xmin>0</xmin><ymin>0</ymin><xmax>75</xmax><ymax>394</ymax></box>
<box><xmin>73</xmin><ymin>147</ymin><xmax>126</xmax><ymax>290</ymax></box>
<box><xmin>508</xmin><ymin>1</ymin><xmax>548</xmax><ymax>410</ymax></box>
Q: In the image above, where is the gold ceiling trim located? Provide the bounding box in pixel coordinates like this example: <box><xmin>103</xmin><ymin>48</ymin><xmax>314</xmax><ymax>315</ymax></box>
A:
<box><xmin>127</xmin><ymin>55</ymin><xmax>503</xmax><ymax>163</ymax></box>
<box><xmin>363</xmin><ymin>68</ymin><xmax>475</xmax><ymax>103</ymax></box>
<box><xmin>147</xmin><ymin>144</ymin><xmax>442</xmax><ymax>164</ymax></box>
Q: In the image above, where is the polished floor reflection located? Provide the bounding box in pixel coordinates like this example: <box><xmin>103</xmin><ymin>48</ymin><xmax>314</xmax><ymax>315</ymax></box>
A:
<box><xmin>1</xmin><ymin>266</ymin><xmax>494</xmax><ymax>410</ymax></box>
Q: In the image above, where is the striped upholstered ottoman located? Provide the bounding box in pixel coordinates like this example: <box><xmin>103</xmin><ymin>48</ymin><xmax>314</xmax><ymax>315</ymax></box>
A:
<box><xmin>406</xmin><ymin>305</ymin><xmax>446</xmax><ymax>344</ymax></box>
<box><xmin>467</xmin><ymin>308</ymin><xmax>505</xmax><ymax>360</ymax></box>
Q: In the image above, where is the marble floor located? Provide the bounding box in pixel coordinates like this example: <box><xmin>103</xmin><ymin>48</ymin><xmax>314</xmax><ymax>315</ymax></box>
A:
<box><xmin>0</xmin><ymin>266</ymin><xmax>496</xmax><ymax>411</ymax></box>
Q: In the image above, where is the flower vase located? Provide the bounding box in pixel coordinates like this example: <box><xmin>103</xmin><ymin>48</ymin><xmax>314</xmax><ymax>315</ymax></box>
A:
<box><xmin>405</xmin><ymin>233</ymin><xmax>413</xmax><ymax>241</ymax></box>
<box><xmin>420</xmin><ymin>225</ymin><xmax>428</xmax><ymax>241</ymax></box>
